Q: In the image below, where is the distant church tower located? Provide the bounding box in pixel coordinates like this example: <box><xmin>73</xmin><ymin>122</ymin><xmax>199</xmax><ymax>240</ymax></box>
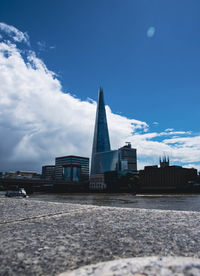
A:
<box><xmin>160</xmin><ymin>156</ymin><xmax>170</xmax><ymax>168</ymax></box>
<box><xmin>91</xmin><ymin>87</ymin><xmax>111</xmax><ymax>175</ymax></box>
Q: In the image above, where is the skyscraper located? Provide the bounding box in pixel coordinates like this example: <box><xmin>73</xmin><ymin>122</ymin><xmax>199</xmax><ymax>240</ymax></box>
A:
<box><xmin>91</xmin><ymin>87</ymin><xmax>111</xmax><ymax>174</ymax></box>
<box><xmin>90</xmin><ymin>88</ymin><xmax>137</xmax><ymax>190</ymax></box>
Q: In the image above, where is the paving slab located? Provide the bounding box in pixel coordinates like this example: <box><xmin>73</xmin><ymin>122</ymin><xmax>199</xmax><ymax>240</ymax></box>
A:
<box><xmin>0</xmin><ymin>197</ymin><xmax>200</xmax><ymax>275</ymax></box>
<box><xmin>59</xmin><ymin>256</ymin><xmax>200</xmax><ymax>276</ymax></box>
<box><xmin>0</xmin><ymin>197</ymin><xmax>95</xmax><ymax>223</ymax></box>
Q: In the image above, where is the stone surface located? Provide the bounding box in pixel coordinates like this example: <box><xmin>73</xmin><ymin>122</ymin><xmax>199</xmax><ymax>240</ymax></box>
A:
<box><xmin>0</xmin><ymin>196</ymin><xmax>200</xmax><ymax>275</ymax></box>
<box><xmin>59</xmin><ymin>257</ymin><xmax>200</xmax><ymax>276</ymax></box>
<box><xmin>0</xmin><ymin>196</ymin><xmax>92</xmax><ymax>223</ymax></box>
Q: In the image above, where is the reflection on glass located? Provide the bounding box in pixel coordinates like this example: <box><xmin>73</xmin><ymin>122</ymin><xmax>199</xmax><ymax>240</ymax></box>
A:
<box><xmin>73</xmin><ymin>166</ymin><xmax>80</xmax><ymax>182</ymax></box>
<box><xmin>63</xmin><ymin>166</ymin><xmax>71</xmax><ymax>181</ymax></box>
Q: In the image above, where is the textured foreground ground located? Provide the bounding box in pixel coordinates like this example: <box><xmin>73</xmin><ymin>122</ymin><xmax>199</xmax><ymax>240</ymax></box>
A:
<box><xmin>0</xmin><ymin>197</ymin><xmax>200</xmax><ymax>275</ymax></box>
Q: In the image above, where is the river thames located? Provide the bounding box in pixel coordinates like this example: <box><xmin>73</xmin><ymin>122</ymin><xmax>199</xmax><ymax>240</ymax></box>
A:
<box><xmin>29</xmin><ymin>193</ymin><xmax>200</xmax><ymax>212</ymax></box>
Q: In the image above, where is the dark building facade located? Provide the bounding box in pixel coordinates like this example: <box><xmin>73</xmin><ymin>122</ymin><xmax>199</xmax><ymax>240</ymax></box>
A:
<box><xmin>118</xmin><ymin>143</ymin><xmax>137</xmax><ymax>173</ymax></box>
<box><xmin>42</xmin><ymin>165</ymin><xmax>55</xmax><ymax>180</ymax></box>
<box><xmin>139</xmin><ymin>164</ymin><xmax>197</xmax><ymax>191</ymax></box>
<box><xmin>55</xmin><ymin>155</ymin><xmax>89</xmax><ymax>182</ymax></box>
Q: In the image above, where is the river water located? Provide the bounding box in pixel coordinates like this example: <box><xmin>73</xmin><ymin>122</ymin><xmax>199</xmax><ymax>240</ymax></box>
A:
<box><xmin>29</xmin><ymin>193</ymin><xmax>200</xmax><ymax>212</ymax></box>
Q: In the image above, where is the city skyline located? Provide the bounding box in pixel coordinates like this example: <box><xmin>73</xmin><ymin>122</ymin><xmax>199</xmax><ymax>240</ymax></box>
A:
<box><xmin>0</xmin><ymin>1</ymin><xmax>200</xmax><ymax>172</ymax></box>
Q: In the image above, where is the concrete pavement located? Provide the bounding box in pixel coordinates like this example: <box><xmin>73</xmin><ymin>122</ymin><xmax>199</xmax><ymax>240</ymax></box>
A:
<box><xmin>0</xmin><ymin>196</ymin><xmax>200</xmax><ymax>275</ymax></box>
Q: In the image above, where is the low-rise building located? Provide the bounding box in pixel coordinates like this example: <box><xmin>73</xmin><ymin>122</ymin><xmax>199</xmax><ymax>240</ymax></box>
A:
<box><xmin>4</xmin><ymin>171</ymin><xmax>41</xmax><ymax>179</ymax></box>
<box><xmin>89</xmin><ymin>174</ymin><xmax>106</xmax><ymax>191</ymax></box>
<box><xmin>42</xmin><ymin>165</ymin><xmax>55</xmax><ymax>180</ymax></box>
<box><xmin>55</xmin><ymin>155</ymin><xmax>89</xmax><ymax>182</ymax></box>
<box><xmin>139</xmin><ymin>159</ymin><xmax>197</xmax><ymax>191</ymax></box>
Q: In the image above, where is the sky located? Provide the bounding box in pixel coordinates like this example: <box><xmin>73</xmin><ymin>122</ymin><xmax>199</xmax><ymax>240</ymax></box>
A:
<box><xmin>0</xmin><ymin>0</ymin><xmax>200</xmax><ymax>172</ymax></box>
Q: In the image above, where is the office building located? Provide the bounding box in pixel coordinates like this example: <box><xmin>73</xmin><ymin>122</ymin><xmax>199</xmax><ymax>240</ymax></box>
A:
<box><xmin>90</xmin><ymin>88</ymin><xmax>137</xmax><ymax>190</ymax></box>
<box><xmin>90</xmin><ymin>87</ymin><xmax>117</xmax><ymax>190</ymax></box>
<box><xmin>92</xmin><ymin>150</ymin><xmax>118</xmax><ymax>174</ymax></box>
<box><xmin>91</xmin><ymin>143</ymin><xmax>137</xmax><ymax>175</ymax></box>
<box><xmin>55</xmin><ymin>155</ymin><xmax>89</xmax><ymax>182</ymax></box>
<box><xmin>4</xmin><ymin>171</ymin><xmax>41</xmax><ymax>179</ymax></box>
<box><xmin>118</xmin><ymin>142</ymin><xmax>137</xmax><ymax>173</ymax></box>
<box><xmin>91</xmin><ymin>87</ymin><xmax>111</xmax><ymax>175</ymax></box>
<box><xmin>42</xmin><ymin>165</ymin><xmax>55</xmax><ymax>180</ymax></box>
<box><xmin>89</xmin><ymin>174</ymin><xmax>106</xmax><ymax>191</ymax></box>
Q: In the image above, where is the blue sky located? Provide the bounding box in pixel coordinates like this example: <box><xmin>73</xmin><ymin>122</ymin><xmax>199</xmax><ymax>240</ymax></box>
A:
<box><xmin>0</xmin><ymin>0</ymin><xmax>200</xmax><ymax>172</ymax></box>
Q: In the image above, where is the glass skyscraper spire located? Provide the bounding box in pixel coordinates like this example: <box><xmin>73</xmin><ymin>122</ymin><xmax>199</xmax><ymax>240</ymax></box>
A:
<box><xmin>91</xmin><ymin>87</ymin><xmax>111</xmax><ymax>175</ymax></box>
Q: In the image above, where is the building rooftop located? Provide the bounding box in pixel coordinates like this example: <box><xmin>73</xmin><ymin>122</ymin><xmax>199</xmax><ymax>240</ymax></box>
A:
<box><xmin>56</xmin><ymin>155</ymin><xmax>89</xmax><ymax>160</ymax></box>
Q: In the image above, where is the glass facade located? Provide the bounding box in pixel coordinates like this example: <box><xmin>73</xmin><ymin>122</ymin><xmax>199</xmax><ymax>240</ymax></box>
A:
<box><xmin>63</xmin><ymin>166</ymin><xmax>71</xmax><ymax>181</ymax></box>
<box><xmin>91</xmin><ymin>88</ymin><xmax>111</xmax><ymax>175</ymax></box>
<box><xmin>55</xmin><ymin>156</ymin><xmax>89</xmax><ymax>181</ymax></box>
<box><xmin>118</xmin><ymin>145</ymin><xmax>137</xmax><ymax>172</ymax></box>
<box><xmin>63</xmin><ymin>166</ymin><xmax>81</xmax><ymax>182</ymax></box>
<box><xmin>93</xmin><ymin>150</ymin><xmax>118</xmax><ymax>174</ymax></box>
<box><xmin>72</xmin><ymin>166</ymin><xmax>81</xmax><ymax>182</ymax></box>
<box><xmin>90</xmin><ymin>89</ymin><xmax>138</xmax><ymax>177</ymax></box>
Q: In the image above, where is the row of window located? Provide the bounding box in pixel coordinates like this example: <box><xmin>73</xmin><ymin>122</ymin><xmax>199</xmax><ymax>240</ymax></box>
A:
<box><xmin>90</xmin><ymin>183</ymin><xmax>106</xmax><ymax>190</ymax></box>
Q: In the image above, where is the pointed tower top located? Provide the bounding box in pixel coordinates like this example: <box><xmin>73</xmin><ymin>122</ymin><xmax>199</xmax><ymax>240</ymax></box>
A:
<box><xmin>98</xmin><ymin>87</ymin><xmax>105</xmax><ymax>105</ymax></box>
<box><xmin>99</xmin><ymin>86</ymin><xmax>103</xmax><ymax>93</ymax></box>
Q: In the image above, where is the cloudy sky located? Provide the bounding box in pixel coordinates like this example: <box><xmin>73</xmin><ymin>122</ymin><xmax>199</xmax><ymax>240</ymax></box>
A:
<box><xmin>0</xmin><ymin>0</ymin><xmax>200</xmax><ymax>173</ymax></box>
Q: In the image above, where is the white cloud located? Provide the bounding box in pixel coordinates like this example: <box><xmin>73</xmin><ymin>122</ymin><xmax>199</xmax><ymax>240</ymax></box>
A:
<box><xmin>183</xmin><ymin>164</ymin><xmax>200</xmax><ymax>171</ymax></box>
<box><xmin>165</xmin><ymin>128</ymin><xmax>174</xmax><ymax>132</ymax></box>
<box><xmin>147</xmin><ymin>26</ymin><xmax>155</xmax><ymax>38</ymax></box>
<box><xmin>153</xmin><ymin>121</ymin><xmax>159</xmax><ymax>125</ymax></box>
<box><xmin>0</xmin><ymin>23</ymin><xmax>200</xmax><ymax>173</ymax></box>
<box><xmin>0</xmin><ymin>22</ymin><xmax>29</xmax><ymax>45</ymax></box>
<box><xmin>0</xmin><ymin>37</ymin><xmax>147</xmax><ymax>172</ymax></box>
<box><xmin>159</xmin><ymin>130</ymin><xmax>191</xmax><ymax>136</ymax></box>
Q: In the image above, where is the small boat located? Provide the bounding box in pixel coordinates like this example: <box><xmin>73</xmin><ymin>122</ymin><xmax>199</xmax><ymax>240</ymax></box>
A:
<box><xmin>5</xmin><ymin>188</ymin><xmax>27</xmax><ymax>198</ymax></box>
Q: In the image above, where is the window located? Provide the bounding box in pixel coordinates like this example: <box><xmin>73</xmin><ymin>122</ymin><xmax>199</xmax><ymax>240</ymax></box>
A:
<box><xmin>63</xmin><ymin>166</ymin><xmax>71</xmax><ymax>181</ymax></box>
<box><xmin>72</xmin><ymin>166</ymin><xmax>81</xmax><ymax>182</ymax></box>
